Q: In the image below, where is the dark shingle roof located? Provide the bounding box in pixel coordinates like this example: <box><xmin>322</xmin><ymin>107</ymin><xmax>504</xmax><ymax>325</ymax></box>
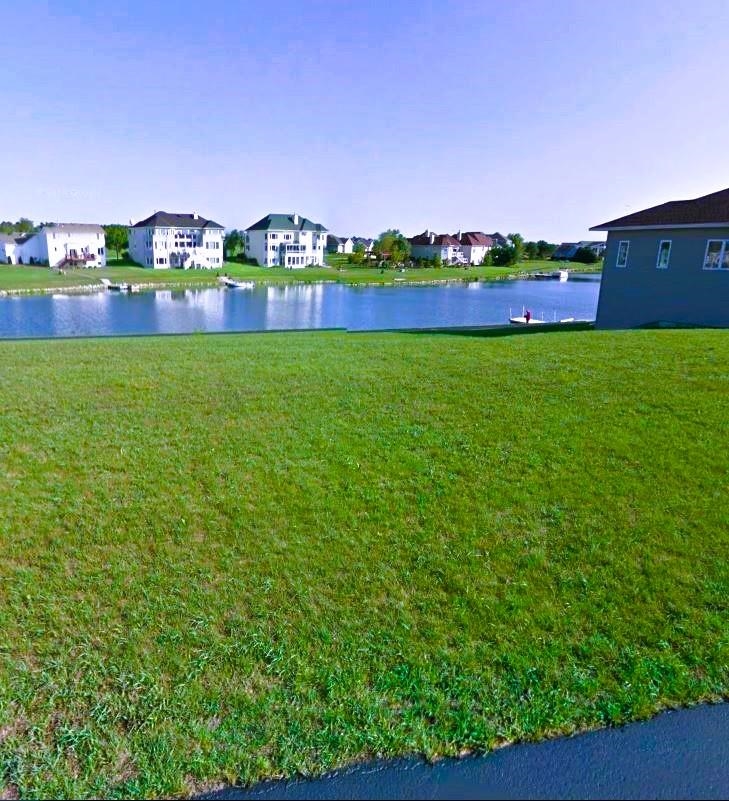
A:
<box><xmin>245</xmin><ymin>213</ymin><xmax>327</xmax><ymax>233</ymax></box>
<box><xmin>131</xmin><ymin>212</ymin><xmax>224</xmax><ymax>229</ymax></box>
<box><xmin>458</xmin><ymin>232</ymin><xmax>493</xmax><ymax>246</ymax></box>
<box><xmin>591</xmin><ymin>187</ymin><xmax>729</xmax><ymax>230</ymax></box>
<box><xmin>410</xmin><ymin>231</ymin><xmax>461</xmax><ymax>247</ymax></box>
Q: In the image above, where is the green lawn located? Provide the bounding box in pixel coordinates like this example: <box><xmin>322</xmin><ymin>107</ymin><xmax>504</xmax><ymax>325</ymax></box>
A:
<box><xmin>0</xmin><ymin>328</ymin><xmax>726</xmax><ymax>798</ymax></box>
<box><xmin>0</xmin><ymin>259</ymin><xmax>597</xmax><ymax>292</ymax></box>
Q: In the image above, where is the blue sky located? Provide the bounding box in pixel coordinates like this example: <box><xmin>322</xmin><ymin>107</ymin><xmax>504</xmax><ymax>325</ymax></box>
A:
<box><xmin>2</xmin><ymin>0</ymin><xmax>729</xmax><ymax>241</ymax></box>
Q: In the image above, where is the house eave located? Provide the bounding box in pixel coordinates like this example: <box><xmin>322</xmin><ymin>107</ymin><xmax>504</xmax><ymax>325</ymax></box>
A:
<box><xmin>590</xmin><ymin>222</ymin><xmax>729</xmax><ymax>232</ymax></box>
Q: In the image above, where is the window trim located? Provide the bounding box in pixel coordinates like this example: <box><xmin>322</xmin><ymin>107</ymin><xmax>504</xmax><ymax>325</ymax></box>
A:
<box><xmin>702</xmin><ymin>239</ymin><xmax>729</xmax><ymax>271</ymax></box>
<box><xmin>616</xmin><ymin>240</ymin><xmax>629</xmax><ymax>268</ymax></box>
<box><xmin>656</xmin><ymin>239</ymin><xmax>671</xmax><ymax>270</ymax></box>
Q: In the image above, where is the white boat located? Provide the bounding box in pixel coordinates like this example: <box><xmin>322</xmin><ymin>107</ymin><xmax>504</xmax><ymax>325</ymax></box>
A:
<box><xmin>99</xmin><ymin>278</ymin><xmax>131</xmax><ymax>292</ymax></box>
<box><xmin>219</xmin><ymin>276</ymin><xmax>255</xmax><ymax>289</ymax></box>
<box><xmin>529</xmin><ymin>270</ymin><xmax>569</xmax><ymax>281</ymax></box>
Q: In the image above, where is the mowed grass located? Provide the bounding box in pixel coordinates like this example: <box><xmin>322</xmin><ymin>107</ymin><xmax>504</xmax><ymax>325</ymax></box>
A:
<box><xmin>0</xmin><ymin>329</ymin><xmax>727</xmax><ymax>798</ymax></box>
<box><xmin>0</xmin><ymin>259</ymin><xmax>591</xmax><ymax>292</ymax></box>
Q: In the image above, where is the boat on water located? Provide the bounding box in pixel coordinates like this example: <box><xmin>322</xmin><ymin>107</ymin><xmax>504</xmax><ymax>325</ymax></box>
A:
<box><xmin>529</xmin><ymin>270</ymin><xmax>569</xmax><ymax>282</ymax></box>
<box><xmin>99</xmin><ymin>278</ymin><xmax>133</xmax><ymax>292</ymax></box>
<box><xmin>219</xmin><ymin>276</ymin><xmax>255</xmax><ymax>289</ymax></box>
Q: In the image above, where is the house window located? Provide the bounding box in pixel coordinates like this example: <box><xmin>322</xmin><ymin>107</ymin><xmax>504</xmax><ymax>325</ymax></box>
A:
<box><xmin>270</xmin><ymin>233</ymin><xmax>278</xmax><ymax>240</ymax></box>
<box><xmin>616</xmin><ymin>240</ymin><xmax>629</xmax><ymax>268</ymax></box>
<box><xmin>703</xmin><ymin>240</ymin><xmax>729</xmax><ymax>270</ymax></box>
<box><xmin>656</xmin><ymin>240</ymin><xmax>671</xmax><ymax>269</ymax></box>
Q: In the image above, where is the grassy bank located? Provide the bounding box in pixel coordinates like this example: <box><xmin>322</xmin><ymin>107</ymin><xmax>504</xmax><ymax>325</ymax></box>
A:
<box><xmin>0</xmin><ymin>328</ymin><xmax>726</xmax><ymax>798</ymax></box>
<box><xmin>0</xmin><ymin>259</ymin><xmax>597</xmax><ymax>293</ymax></box>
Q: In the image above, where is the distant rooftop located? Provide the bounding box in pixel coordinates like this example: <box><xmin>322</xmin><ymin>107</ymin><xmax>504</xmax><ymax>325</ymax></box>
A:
<box><xmin>41</xmin><ymin>223</ymin><xmax>105</xmax><ymax>234</ymax></box>
<box><xmin>131</xmin><ymin>212</ymin><xmax>224</xmax><ymax>229</ymax></box>
<box><xmin>410</xmin><ymin>231</ymin><xmax>461</xmax><ymax>246</ymax></box>
<box><xmin>245</xmin><ymin>213</ymin><xmax>327</xmax><ymax>233</ymax></box>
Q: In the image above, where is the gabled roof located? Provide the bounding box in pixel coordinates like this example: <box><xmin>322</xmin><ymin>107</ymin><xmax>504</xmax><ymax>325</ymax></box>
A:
<box><xmin>458</xmin><ymin>232</ymin><xmax>493</xmax><ymax>247</ymax></box>
<box><xmin>410</xmin><ymin>231</ymin><xmax>461</xmax><ymax>247</ymax></box>
<box><xmin>41</xmin><ymin>223</ymin><xmax>105</xmax><ymax>234</ymax></box>
<box><xmin>131</xmin><ymin>212</ymin><xmax>224</xmax><ymax>229</ymax></box>
<box><xmin>352</xmin><ymin>236</ymin><xmax>374</xmax><ymax>246</ymax></box>
<box><xmin>591</xmin><ymin>187</ymin><xmax>729</xmax><ymax>230</ymax></box>
<box><xmin>245</xmin><ymin>213</ymin><xmax>327</xmax><ymax>233</ymax></box>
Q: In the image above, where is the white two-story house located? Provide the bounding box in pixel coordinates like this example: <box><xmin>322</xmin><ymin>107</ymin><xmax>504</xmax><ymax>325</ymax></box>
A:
<box><xmin>244</xmin><ymin>213</ymin><xmax>328</xmax><ymax>268</ymax></box>
<box><xmin>128</xmin><ymin>211</ymin><xmax>225</xmax><ymax>269</ymax></box>
<box><xmin>0</xmin><ymin>224</ymin><xmax>106</xmax><ymax>267</ymax></box>
<box><xmin>456</xmin><ymin>232</ymin><xmax>494</xmax><ymax>265</ymax></box>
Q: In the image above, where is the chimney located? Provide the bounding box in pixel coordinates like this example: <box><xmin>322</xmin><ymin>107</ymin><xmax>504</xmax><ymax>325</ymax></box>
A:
<box><xmin>293</xmin><ymin>212</ymin><xmax>299</xmax><ymax>225</ymax></box>
<box><xmin>193</xmin><ymin>211</ymin><xmax>198</xmax><ymax>220</ymax></box>
<box><xmin>457</xmin><ymin>229</ymin><xmax>461</xmax><ymax>240</ymax></box>
<box><xmin>429</xmin><ymin>231</ymin><xmax>435</xmax><ymax>244</ymax></box>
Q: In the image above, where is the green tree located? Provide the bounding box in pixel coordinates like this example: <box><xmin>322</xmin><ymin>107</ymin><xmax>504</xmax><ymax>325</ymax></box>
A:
<box><xmin>491</xmin><ymin>245</ymin><xmax>518</xmax><ymax>266</ymax></box>
<box><xmin>481</xmin><ymin>250</ymin><xmax>493</xmax><ymax>266</ymax></box>
<box><xmin>524</xmin><ymin>241</ymin><xmax>538</xmax><ymax>260</ymax></box>
<box><xmin>536</xmin><ymin>240</ymin><xmax>556</xmax><ymax>259</ymax></box>
<box><xmin>104</xmin><ymin>224</ymin><xmax>128</xmax><ymax>259</ymax></box>
<box><xmin>432</xmin><ymin>252</ymin><xmax>442</xmax><ymax>268</ymax></box>
<box><xmin>224</xmin><ymin>229</ymin><xmax>243</xmax><ymax>259</ymax></box>
<box><xmin>350</xmin><ymin>241</ymin><xmax>366</xmax><ymax>265</ymax></box>
<box><xmin>507</xmin><ymin>233</ymin><xmax>524</xmax><ymax>263</ymax></box>
<box><xmin>374</xmin><ymin>229</ymin><xmax>411</xmax><ymax>265</ymax></box>
<box><xmin>15</xmin><ymin>217</ymin><xmax>34</xmax><ymax>234</ymax></box>
<box><xmin>572</xmin><ymin>247</ymin><xmax>599</xmax><ymax>264</ymax></box>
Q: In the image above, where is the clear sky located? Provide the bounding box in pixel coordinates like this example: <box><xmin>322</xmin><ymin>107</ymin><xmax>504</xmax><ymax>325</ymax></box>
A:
<box><xmin>2</xmin><ymin>0</ymin><xmax>729</xmax><ymax>242</ymax></box>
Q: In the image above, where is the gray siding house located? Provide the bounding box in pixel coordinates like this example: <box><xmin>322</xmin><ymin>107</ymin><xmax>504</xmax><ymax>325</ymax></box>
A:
<box><xmin>591</xmin><ymin>187</ymin><xmax>729</xmax><ymax>328</ymax></box>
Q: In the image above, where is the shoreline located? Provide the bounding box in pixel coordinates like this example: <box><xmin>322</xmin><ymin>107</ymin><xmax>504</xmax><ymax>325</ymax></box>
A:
<box><xmin>0</xmin><ymin>267</ymin><xmax>601</xmax><ymax>298</ymax></box>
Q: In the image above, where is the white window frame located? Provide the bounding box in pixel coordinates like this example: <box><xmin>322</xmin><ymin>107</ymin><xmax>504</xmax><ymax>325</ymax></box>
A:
<box><xmin>616</xmin><ymin>240</ymin><xmax>629</xmax><ymax>268</ymax></box>
<box><xmin>702</xmin><ymin>239</ymin><xmax>729</xmax><ymax>271</ymax></box>
<box><xmin>656</xmin><ymin>240</ymin><xmax>671</xmax><ymax>270</ymax></box>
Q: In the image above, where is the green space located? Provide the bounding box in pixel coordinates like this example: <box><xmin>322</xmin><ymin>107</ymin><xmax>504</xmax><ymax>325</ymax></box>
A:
<box><xmin>0</xmin><ymin>328</ymin><xmax>726</xmax><ymax>798</ymax></box>
<box><xmin>0</xmin><ymin>258</ymin><xmax>598</xmax><ymax>293</ymax></box>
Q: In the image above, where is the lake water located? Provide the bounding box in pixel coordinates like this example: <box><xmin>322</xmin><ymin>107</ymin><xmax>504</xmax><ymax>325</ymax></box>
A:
<box><xmin>0</xmin><ymin>274</ymin><xmax>600</xmax><ymax>339</ymax></box>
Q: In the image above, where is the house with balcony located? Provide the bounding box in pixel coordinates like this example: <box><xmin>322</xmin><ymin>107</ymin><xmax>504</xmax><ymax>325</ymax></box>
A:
<box><xmin>244</xmin><ymin>213</ymin><xmax>328</xmax><ymax>268</ymax></box>
<box><xmin>409</xmin><ymin>230</ymin><xmax>467</xmax><ymax>264</ymax></box>
<box><xmin>0</xmin><ymin>224</ymin><xmax>106</xmax><ymax>267</ymax></box>
<box><xmin>128</xmin><ymin>211</ymin><xmax>225</xmax><ymax>269</ymax></box>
